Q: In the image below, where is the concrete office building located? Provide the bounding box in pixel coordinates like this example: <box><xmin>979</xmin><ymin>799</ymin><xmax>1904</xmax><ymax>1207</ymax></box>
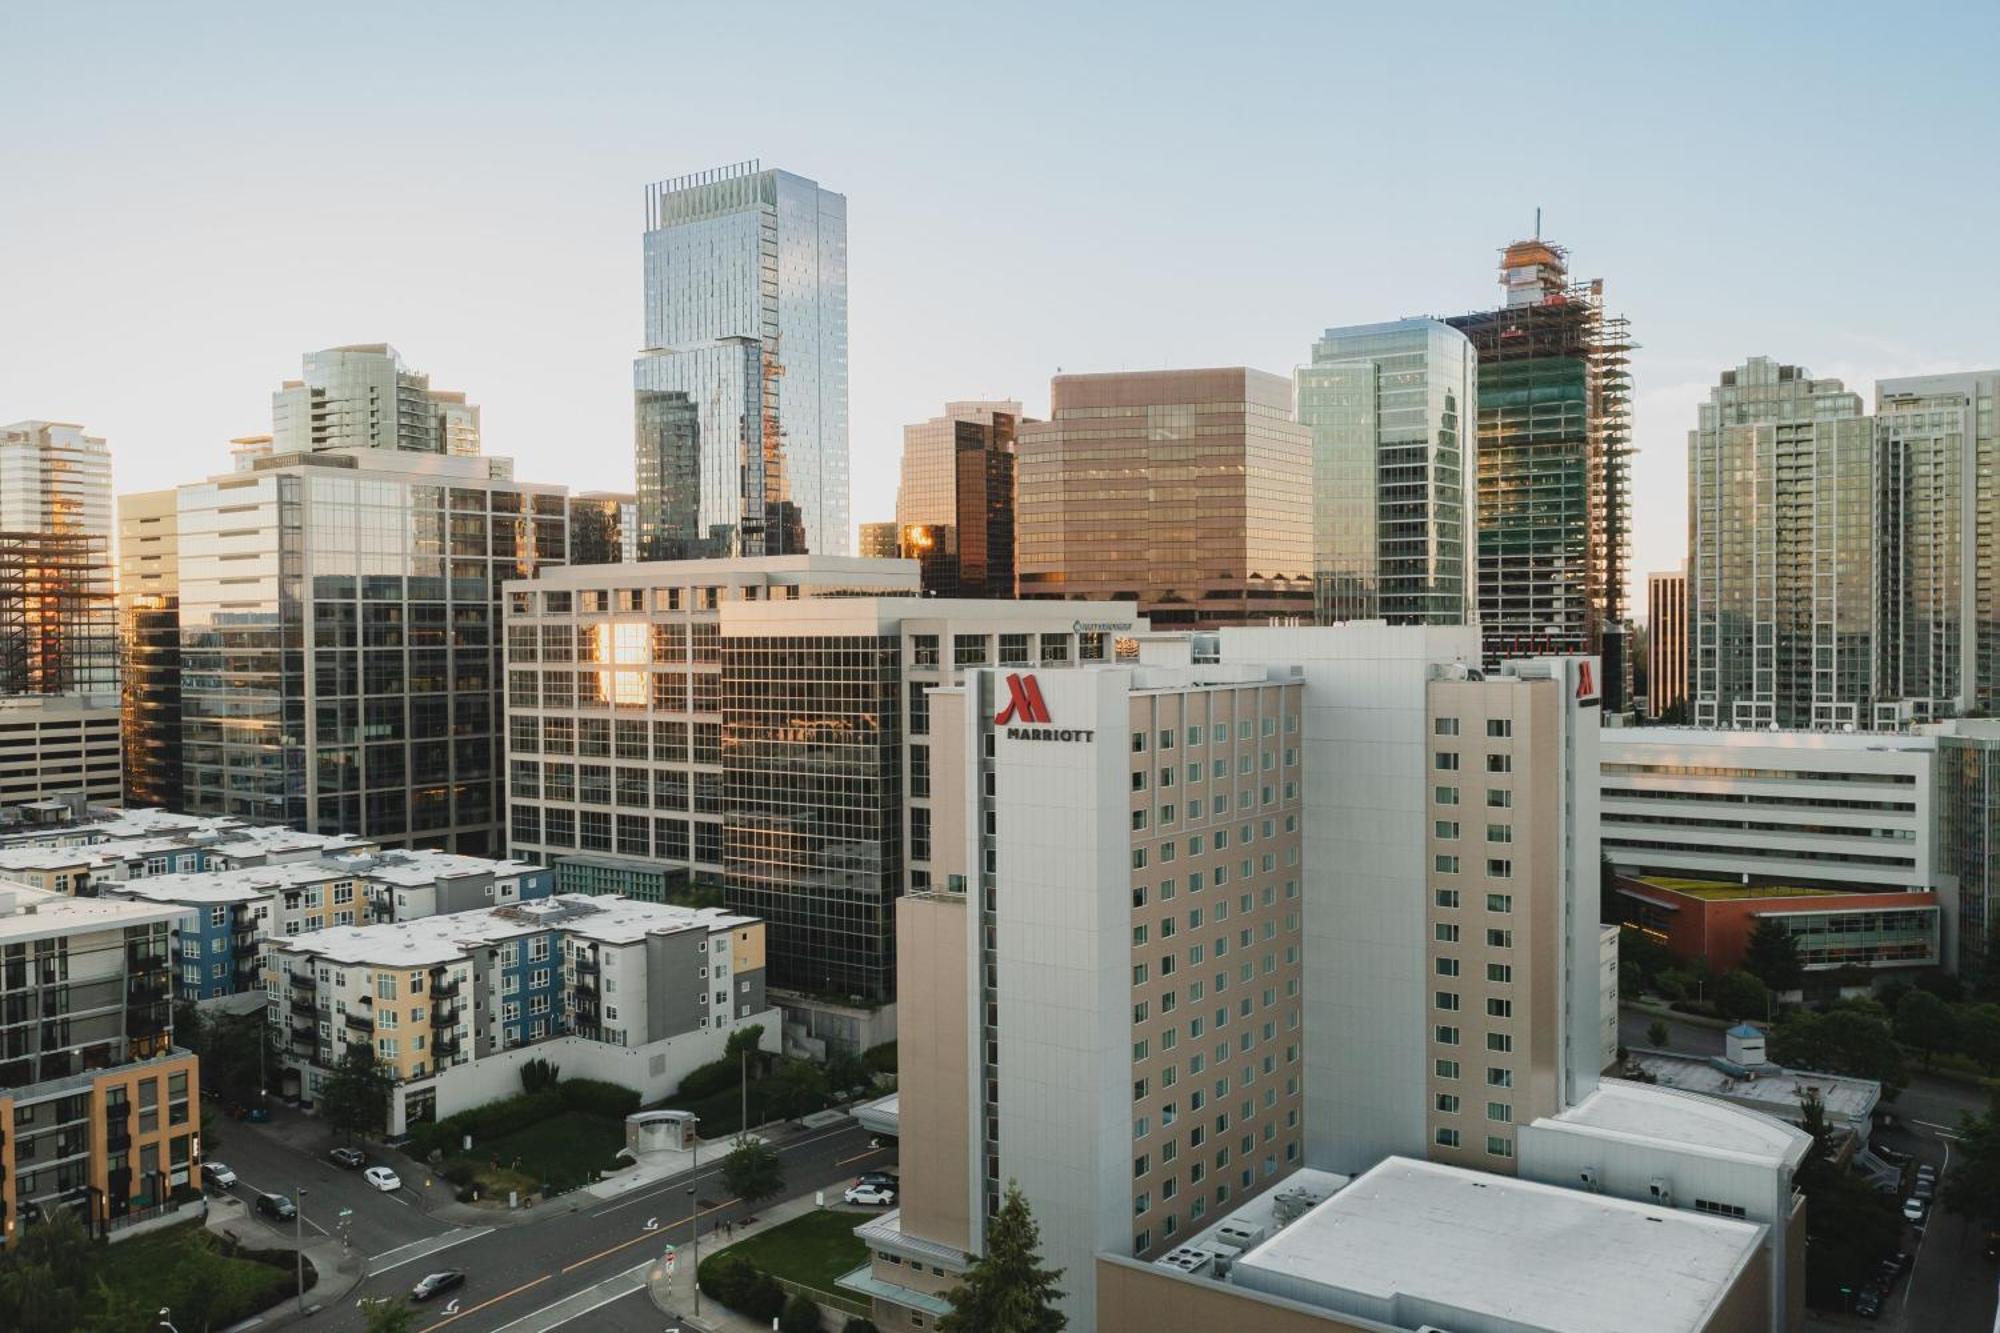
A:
<box><xmin>177</xmin><ymin>446</ymin><xmax>568</xmax><ymax>853</ymax></box>
<box><xmin>1687</xmin><ymin>359</ymin><xmax>1876</xmax><ymax>729</ymax></box>
<box><xmin>117</xmin><ymin>490</ymin><xmax>181</xmax><ymax>809</ymax></box>
<box><xmin>1615</xmin><ymin>878</ymin><xmax>1941</xmax><ymax>981</ymax></box>
<box><xmin>852</xmin><ymin>663</ymin><xmax>1307</xmax><ymax>1327</ymax></box>
<box><xmin>0</xmin><ymin>694</ymin><xmax>121</xmax><ymax>808</ymax></box>
<box><xmin>0</xmin><ymin>885</ymin><xmax>200</xmax><ymax>1242</ymax></box>
<box><xmin>635</xmin><ymin>162</ymin><xmax>848</xmax><ymax>560</ymax></box>
<box><xmin>1874</xmin><ymin>370</ymin><xmax>2000</xmax><ymax>720</ymax></box>
<box><xmin>1649</xmin><ymin>566</ymin><xmax>1688</xmax><ymax>719</ymax></box>
<box><xmin>269</xmin><ymin>894</ymin><xmax>775</xmax><ymax>1132</ymax></box>
<box><xmin>501</xmin><ymin>557</ymin><xmax>1141</xmax><ymax>1009</ymax></box>
<box><xmin>1295</xmin><ymin>319</ymin><xmax>1478</xmax><ymax>627</ymax></box>
<box><xmin>1444</xmin><ymin>240</ymin><xmax>1634</xmax><ymax>706</ymax></box>
<box><xmin>1017</xmin><ymin>369</ymin><xmax>1313</xmax><ymax>628</ymax></box>
<box><xmin>270</xmin><ymin>344</ymin><xmax>481</xmax><ymax>456</ymax></box>
<box><xmin>889</xmin><ymin>400</ymin><xmax>1022</xmax><ymax>598</ymax></box>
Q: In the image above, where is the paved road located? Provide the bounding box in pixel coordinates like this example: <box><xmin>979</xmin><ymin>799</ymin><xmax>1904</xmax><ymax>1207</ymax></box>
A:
<box><xmin>316</xmin><ymin>1119</ymin><xmax>888</xmax><ymax>1333</ymax></box>
<box><xmin>205</xmin><ymin>1103</ymin><xmax>453</xmax><ymax>1258</ymax></box>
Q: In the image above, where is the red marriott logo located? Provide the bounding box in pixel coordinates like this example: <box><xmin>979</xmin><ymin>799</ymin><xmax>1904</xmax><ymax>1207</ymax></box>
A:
<box><xmin>994</xmin><ymin>673</ymin><xmax>1051</xmax><ymax>725</ymax></box>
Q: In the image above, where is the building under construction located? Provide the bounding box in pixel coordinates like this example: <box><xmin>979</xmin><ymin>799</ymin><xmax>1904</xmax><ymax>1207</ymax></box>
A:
<box><xmin>1446</xmin><ymin>237</ymin><xmax>1633</xmax><ymax>707</ymax></box>
<box><xmin>0</xmin><ymin>530</ymin><xmax>117</xmax><ymax>697</ymax></box>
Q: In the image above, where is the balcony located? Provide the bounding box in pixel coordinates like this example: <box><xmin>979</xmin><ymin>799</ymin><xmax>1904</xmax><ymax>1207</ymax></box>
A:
<box><xmin>344</xmin><ymin>1012</ymin><xmax>373</xmax><ymax>1034</ymax></box>
<box><xmin>432</xmin><ymin>1036</ymin><xmax>461</xmax><ymax>1059</ymax></box>
<box><xmin>430</xmin><ymin>978</ymin><xmax>462</xmax><ymax>1000</ymax></box>
<box><xmin>431</xmin><ymin>1002</ymin><xmax>462</xmax><ymax>1027</ymax></box>
<box><xmin>573</xmin><ymin>957</ymin><xmax>598</xmax><ymax>976</ymax></box>
<box><xmin>292</xmin><ymin>998</ymin><xmax>318</xmax><ymax>1018</ymax></box>
<box><xmin>289</xmin><ymin>972</ymin><xmax>317</xmax><ymax>990</ymax></box>
<box><xmin>289</xmin><ymin>1030</ymin><xmax>316</xmax><ymax>1053</ymax></box>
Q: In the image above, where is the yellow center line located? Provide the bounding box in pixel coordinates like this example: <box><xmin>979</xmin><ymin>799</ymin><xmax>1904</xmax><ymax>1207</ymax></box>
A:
<box><xmin>418</xmin><ymin>1272</ymin><xmax>550</xmax><ymax>1332</ymax></box>
<box><xmin>560</xmin><ymin>1196</ymin><xmax>741</xmax><ymax>1273</ymax></box>
<box><xmin>835</xmin><ymin>1147</ymin><xmax>887</xmax><ymax>1167</ymax></box>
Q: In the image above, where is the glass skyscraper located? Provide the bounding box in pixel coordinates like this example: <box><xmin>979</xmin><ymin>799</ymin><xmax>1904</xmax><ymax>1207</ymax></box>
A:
<box><xmin>1297</xmin><ymin>319</ymin><xmax>1477</xmax><ymax>626</ymax></box>
<box><xmin>1687</xmin><ymin>358</ymin><xmax>1874</xmax><ymax>729</ymax></box>
<box><xmin>635</xmin><ymin>162</ymin><xmax>848</xmax><ymax>561</ymax></box>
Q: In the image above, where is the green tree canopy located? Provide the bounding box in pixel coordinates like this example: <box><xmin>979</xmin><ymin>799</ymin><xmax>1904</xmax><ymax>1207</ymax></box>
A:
<box><xmin>318</xmin><ymin>1042</ymin><xmax>394</xmax><ymax>1140</ymax></box>
<box><xmin>1713</xmin><ymin>970</ymin><xmax>1770</xmax><ymax>1023</ymax></box>
<box><xmin>1741</xmin><ymin>918</ymin><xmax>1804</xmax><ymax>994</ymax></box>
<box><xmin>1892</xmin><ymin>988</ymin><xmax>1958</xmax><ymax>1070</ymax></box>
<box><xmin>1943</xmin><ymin>1099</ymin><xmax>2000</xmax><ymax>1226</ymax></box>
<box><xmin>720</xmin><ymin>1135</ymin><xmax>785</xmax><ymax>1207</ymax></box>
<box><xmin>1768</xmin><ymin>1004</ymin><xmax>1908</xmax><ymax>1099</ymax></box>
<box><xmin>940</xmin><ymin>1181</ymin><xmax>1066</xmax><ymax>1333</ymax></box>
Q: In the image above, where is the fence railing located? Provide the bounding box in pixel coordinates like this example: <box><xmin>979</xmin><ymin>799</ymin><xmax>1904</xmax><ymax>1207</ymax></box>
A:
<box><xmin>772</xmin><ymin>1276</ymin><xmax>871</xmax><ymax>1320</ymax></box>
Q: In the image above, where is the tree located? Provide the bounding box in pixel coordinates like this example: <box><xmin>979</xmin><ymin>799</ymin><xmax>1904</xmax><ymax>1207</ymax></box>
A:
<box><xmin>1768</xmin><ymin>1004</ymin><xmax>1908</xmax><ymax>1099</ymax></box>
<box><xmin>318</xmin><ymin>1043</ymin><xmax>394</xmax><ymax>1140</ymax></box>
<box><xmin>360</xmin><ymin>1296</ymin><xmax>420</xmax><ymax>1333</ymax></box>
<box><xmin>1943</xmin><ymin>1100</ymin><xmax>2000</xmax><ymax>1225</ymax></box>
<box><xmin>826</xmin><ymin>1048</ymin><xmax>873</xmax><ymax>1097</ymax></box>
<box><xmin>1959</xmin><ymin>1003</ymin><xmax>2000</xmax><ymax>1074</ymax></box>
<box><xmin>760</xmin><ymin>1058</ymin><xmax>830</xmax><ymax>1121</ymax></box>
<box><xmin>780</xmin><ymin>1292</ymin><xmax>823</xmax><ymax>1333</ymax></box>
<box><xmin>721</xmin><ymin>1135</ymin><xmax>785</xmax><ymax>1207</ymax></box>
<box><xmin>1713</xmin><ymin>970</ymin><xmax>1770</xmax><ymax>1023</ymax></box>
<box><xmin>1741</xmin><ymin>917</ymin><xmax>1804</xmax><ymax>995</ymax></box>
<box><xmin>1645</xmin><ymin>1020</ymin><xmax>1670</xmax><ymax>1049</ymax></box>
<box><xmin>940</xmin><ymin>1181</ymin><xmax>1066</xmax><ymax>1333</ymax></box>
<box><xmin>519</xmin><ymin>1057</ymin><xmax>560</xmax><ymax>1094</ymax></box>
<box><xmin>1892</xmin><ymin>988</ymin><xmax>1958</xmax><ymax>1070</ymax></box>
<box><xmin>1792</xmin><ymin>1088</ymin><xmax>1904</xmax><ymax>1307</ymax></box>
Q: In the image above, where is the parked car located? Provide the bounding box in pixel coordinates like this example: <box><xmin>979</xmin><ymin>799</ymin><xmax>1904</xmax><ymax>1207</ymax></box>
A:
<box><xmin>1913</xmin><ymin>1179</ymin><xmax>1934</xmax><ymax>1202</ymax></box>
<box><xmin>411</xmin><ymin>1271</ymin><xmax>466</xmax><ymax>1303</ymax></box>
<box><xmin>843</xmin><ymin>1182</ymin><xmax>896</xmax><ymax>1206</ymax></box>
<box><xmin>1916</xmin><ymin>1164</ymin><xmax>1938</xmax><ymax>1184</ymax></box>
<box><xmin>239</xmin><ymin>1105</ymin><xmax>271</xmax><ymax>1123</ymax></box>
<box><xmin>1854</xmin><ymin>1282</ymin><xmax>1883</xmax><ymax>1318</ymax></box>
<box><xmin>364</xmin><ymin>1166</ymin><xmax>402</xmax><ymax>1192</ymax></box>
<box><xmin>328</xmin><ymin>1147</ymin><xmax>365</xmax><ymax>1169</ymax></box>
<box><xmin>256</xmin><ymin>1193</ymin><xmax>297</xmax><ymax>1221</ymax></box>
<box><xmin>1877</xmin><ymin>1255</ymin><xmax>1909</xmax><ymax>1293</ymax></box>
<box><xmin>201</xmin><ymin>1162</ymin><xmax>237</xmax><ymax>1190</ymax></box>
<box><xmin>1902</xmin><ymin>1197</ymin><xmax>1927</xmax><ymax>1224</ymax></box>
<box><xmin>856</xmin><ymin>1171</ymin><xmax>900</xmax><ymax>1190</ymax></box>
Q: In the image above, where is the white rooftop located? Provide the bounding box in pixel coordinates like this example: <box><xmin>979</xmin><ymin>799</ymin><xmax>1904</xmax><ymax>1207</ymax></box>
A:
<box><xmin>344</xmin><ymin>849</ymin><xmax>542</xmax><ymax>888</ymax></box>
<box><xmin>0</xmin><ymin>884</ymin><xmax>185</xmax><ymax>942</ymax></box>
<box><xmin>277</xmin><ymin>893</ymin><xmax>755</xmax><ymax>966</ymax></box>
<box><xmin>1230</xmin><ymin>1157</ymin><xmax>1763</xmax><ymax>1333</ymax></box>
<box><xmin>1626</xmin><ymin>1052</ymin><xmax>1880</xmax><ymax>1124</ymax></box>
<box><xmin>0</xmin><ymin>845</ymin><xmax>117</xmax><ymax>871</ymax></box>
<box><xmin>108</xmin><ymin>875</ymin><xmax>272</xmax><ymax>908</ymax></box>
<box><xmin>1548</xmin><ymin>1080</ymin><xmax>1812</xmax><ymax>1170</ymax></box>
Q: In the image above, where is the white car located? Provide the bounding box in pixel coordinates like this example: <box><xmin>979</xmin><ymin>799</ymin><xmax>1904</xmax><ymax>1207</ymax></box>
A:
<box><xmin>1903</xmin><ymin>1196</ymin><xmax>1927</xmax><ymax>1224</ymax></box>
<box><xmin>202</xmin><ymin>1161</ymin><xmax>237</xmax><ymax>1189</ymax></box>
<box><xmin>364</xmin><ymin>1166</ymin><xmax>402</xmax><ymax>1192</ymax></box>
<box><xmin>844</xmin><ymin>1182</ymin><xmax>896</xmax><ymax>1207</ymax></box>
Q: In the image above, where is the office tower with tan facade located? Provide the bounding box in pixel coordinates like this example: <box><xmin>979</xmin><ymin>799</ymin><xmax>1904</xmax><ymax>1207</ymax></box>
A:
<box><xmin>1016</xmin><ymin>369</ymin><xmax>1312</xmax><ymax>628</ymax></box>
<box><xmin>117</xmin><ymin>490</ymin><xmax>182</xmax><ymax>808</ymax></box>
<box><xmin>500</xmin><ymin>557</ymin><xmax>1142</xmax><ymax>1008</ymax></box>
<box><xmin>1689</xmin><ymin>358</ymin><xmax>1875</xmax><ymax>729</ymax></box>
<box><xmin>0</xmin><ymin>884</ymin><xmax>200</xmax><ymax>1242</ymax></box>
<box><xmin>1648</xmin><ymin>566</ymin><xmax>1688</xmax><ymax>720</ymax></box>
<box><xmin>890</xmin><ymin>401</ymin><xmax>1022</xmax><ymax>598</ymax></box>
<box><xmin>858</xmin><ymin>662</ymin><xmax>1306</xmax><ymax>1328</ymax></box>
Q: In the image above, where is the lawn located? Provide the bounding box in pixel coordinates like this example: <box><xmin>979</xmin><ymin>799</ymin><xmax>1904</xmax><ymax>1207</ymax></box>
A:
<box><xmin>97</xmin><ymin>1222</ymin><xmax>300</xmax><ymax>1325</ymax></box>
<box><xmin>719</xmin><ymin>1207</ymin><xmax>870</xmax><ymax>1294</ymax></box>
<box><xmin>449</xmin><ymin>1111</ymin><xmax>628</xmax><ymax>1197</ymax></box>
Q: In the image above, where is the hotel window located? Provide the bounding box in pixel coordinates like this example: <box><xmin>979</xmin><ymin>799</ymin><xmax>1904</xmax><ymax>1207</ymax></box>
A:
<box><xmin>1434</xmin><ymin>991</ymin><xmax>1460</xmax><ymax>1011</ymax></box>
<box><xmin>1486</xmin><ymin>998</ymin><xmax>1512</xmax><ymax>1018</ymax></box>
<box><xmin>1486</xmin><ymin>894</ymin><xmax>1512</xmax><ymax>913</ymax></box>
<box><xmin>1435</xmin><ymin>923</ymin><xmax>1460</xmax><ymax>943</ymax></box>
<box><xmin>1488</xmin><ymin>963</ymin><xmax>1513</xmax><ymax>984</ymax></box>
<box><xmin>1435</xmin><ymin>1059</ymin><xmax>1459</xmax><ymax>1080</ymax></box>
<box><xmin>1486</xmin><ymin>858</ymin><xmax>1512</xmax><ymax>878</ymax></box>
<box><xmin>1435</xmin><ymin>1127</ymin><xmax>1461</xmax><ymax>1148</ymax></box>
<box><xmin>1434</xmin><ymin>1093</ymin><xmax>1460</xmax><ymax>1114</ymax></box>
<box><xmin>1434</xmin><ymin>752</ymin><xmax>1459</xmax><ymax>771</ymax></box>
<box><xmin>1435</xmin><ymin>958</ymin><xmax>1459</xmax><ymax>977</ymax></box>
<box><xmin>1487</xmin><ymin>928</ymin><xmax>1512</xmax><ymax>947</ymax></box>
<box><xmin>1434</xmin><ymin>888</ymin><xmax>1460</xmax><ymax>908</ymax></box>
<box><xmin>1487</xmin><ymin>1136</ymin><xmax>1514</xmax><ymax>1159</ymax></box>
<box><xmin>1487</xmin><ymin>719</ymin><xmax>1512</xmax><ymax>738</ymax></box>
<box><xmin>1487</xmin><ymin>1067</ymin><xmax>1513</xmax><ymax>1088</ymax></box>
<box><xmin>1435</xmin><ymin>1025</ymin><xmax>1459</xmax><ymax>1045</ymax></box>
<box><xmin>1435</xmin><ymin>821</ymin><xmax>1459</xmax><ymax>840</ymax></box>
<box><xmin>1485</xmin><ymin>754</ymin><xmax>1511</xmax><ymax>774</ymax></box>
<box><xmin>1487</xmin><ymin>1102</ymin><xmax>1512</xmax><ymax>1124</ymax></box>
<box><xmin>1435</xmin><ymin>785</ymin><xmax>1458</xmax><ymax>805</ymax></box>
<box><xmin>1434</xmin><ymin>717</ymin><xmax>1458</xmax><ymax>736</ymax></box>
<box><xmin>1486</xmin><ymin>824</ymin><xmax>1512</xmax><ymax>844</ymax></box>
<box><xmin>1487</xmin><ymin>789</ymin><xmax>1512</xmax><ymax>809</ymax></box>
<box><xmin>1434</xmin><ymin>855</ymin><xmax>1459</xmax><ymax>873</ymax></box>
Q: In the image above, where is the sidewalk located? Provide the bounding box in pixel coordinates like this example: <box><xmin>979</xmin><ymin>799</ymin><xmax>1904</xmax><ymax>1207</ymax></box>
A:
<box><xmin>205</xmin><ymin>1192</ymin><xmax>366</xmax><ymax>1325</ymax></box>
<box><xmin>645</xmin><ymin>1192</ymin><xmax>861</xmax><ymax>1333</ymax></box>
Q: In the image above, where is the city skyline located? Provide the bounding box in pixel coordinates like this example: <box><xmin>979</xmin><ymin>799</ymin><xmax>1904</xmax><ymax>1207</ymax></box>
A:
<box><xmin>8</xmin><ymin>4</ymin><xmax>2000</xmax><ymax>621</ymax></box>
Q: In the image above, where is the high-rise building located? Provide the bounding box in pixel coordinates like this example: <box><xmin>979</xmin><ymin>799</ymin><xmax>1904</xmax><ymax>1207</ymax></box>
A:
<box><xmin>118</xmin><ymin>490</ymin><xmax>181</xmax><ymax>808</ymax></box>
<box><xmin>1688</xmin><ymin>358</ymin><xmax>1874</xmax><ymax>729</ymax></box>
<box><xmin>0</xmin><ymin>694</ymin><xmax>121</xmax><ymax>807</ymax></box>
<box><xmin>178</xmin><ymin>446</ymin><xmax>568</xmax><ymax>853</ymax></box>
<box><xmin>1017</xmin><ymin>369</ymin><xmax>1312</xmax><ymax>628</ymax></box>
<box><xmin>501</xmin><ymin>558</ymin><xmax>1142</xmax><ymax>1005</ymax></box>
<box><xmin>857</xmin><ymin>523</ymin><xmax>900</xmax><ymax>559</ymax></box>
<box><xmin>1295</xmin><ymin>320</ymin><xmax>1477</xmax><ymax>626</ymax></box>
<box><xmin>1646</xmin><ymin>566</ymin><xmax>1687</xmax><ymax>720</ymax></box>
<box><xmin>1874</xmin><ymin>371</ymin><xmax>2000</xmax><ymax>720</ymax></box>
<box><xmin>635</xmin><ymin>162</ymin><xmax>848</xmax><ymax>561</ymax></box>
<box><xmin>0</xmin><ymin>884</ymin><xmax>199</xmax><ymax>1240</ymax></box>
<box><xmin>0</xmin><ymin>420</ymin><xmax>113</xmax><ymax>540</ymax></box>
<box><xmin>270</xmin><ymin>344</ymin><xmax>481</xmax><ymax>456</ymax></box>
<box><xmin>567</xmin><ymin>492</ymin><xmax>639</xmax><ymax>565</ymax></box>
<box><xmin>0</xmin><ymin>421</ymin><xmax>117</xmax><ymax>701</ymax></box>
<box><xmin>889</xmin><ymin>401</ymin><xmax>1021</xmax><ymax>598</ymax></box>
<box><xmin>1445</xmin><ymin>240</ymin><xmax>1634</xmax><ymax>707</ymax></box>
<box><xmin>1936</xmin><ymin>719</ymin><xmax>2000</xmax><ymax>978</ymax></box>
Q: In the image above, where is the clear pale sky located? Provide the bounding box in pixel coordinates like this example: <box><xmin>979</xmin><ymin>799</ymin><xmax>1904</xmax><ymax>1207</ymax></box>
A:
<box><xmin>6</xmin><ymin>1</ymin><xmax>1997</xmax><ymax>617</ymax></box>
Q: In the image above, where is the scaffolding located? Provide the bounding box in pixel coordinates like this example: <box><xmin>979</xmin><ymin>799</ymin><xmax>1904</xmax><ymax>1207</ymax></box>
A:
<box><xmin>1445</xmin><ymin>240</ymin><xmax>1636</xmax><ymax>704</ymax></box>
<box><xmin>0</xmin><ymin>530</ymin><xmax>118</xmax><ymax>695</ymax></box>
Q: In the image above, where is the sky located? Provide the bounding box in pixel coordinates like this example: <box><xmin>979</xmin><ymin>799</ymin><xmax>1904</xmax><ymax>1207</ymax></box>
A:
<box><xmin>5</xmin><ymin>1</ymin><xmax>1998</xmax><ymax>619</ymax></box>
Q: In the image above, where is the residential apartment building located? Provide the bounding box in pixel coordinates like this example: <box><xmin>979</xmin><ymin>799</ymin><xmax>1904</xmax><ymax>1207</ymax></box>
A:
<box><xmin>1648</xmin><ymin>566</ymin><xmax>1689</xmax><ymax>719</ymax></box>
<box><xmin>0</xmin><ymin>885</ymin><xmax>199</xmax><ymax>1241</ymax></box>
<box><xmin>1016</xmin><ymin>369</ymin><xmax>1313</xmax><ymax>629</ymax></box>
<box><xmin>1874</xmin><ymin>370</ymin><xmax>2000</xmax><ymax>719</ymax></box>
<box><xmin>890</xmin><ymin>401</ymin><xmax>1021</xmax><ymax>598</ymax></box>
<box><xmin>635</xmin><ymin>162</ymin><xmax>848</xmax><ymax>560</ymax></box>
<box><xmin>117</xmin><ymin>490</ymin><xmax>182</xmax><ymax>808</ymax></box>
<box><xmin>1295</xmin><ymin>319</ymin><xmax>1477</xmax><ymax>626</ymax></box>
<box><xmin>177</xmin><ymin>446</ymin><xmax>568</xmax><ymax>852</ymax></box>
<box><xmin>1444</xmin><ymin>240</ymin><xmax>1634</xmax><ymax>706</ymax></box>
<box><xmin>1688</xmin><ymin>358</ymin><xmax>1875</xmax><ymax>729</ymax></box>
<box><xmin>502</xmin><ymin>556</ymin><xmax>1141</xmax><ymax>1004</ymax></box>
<box><xmin>1932</xmin><ymin>717</ymin><xmax>2000</xmax><ymax>977</ymax></box>
<box><xmin>269</xmin><ymin>894</ymin><xmax>774</xmax><ymax>1132</ymax></box>
<box><xmin>270</xmin><ymin>344</ymin><xmax>481</xmax><ymax>456</ymax></box>
<box><xmin>0</xmin><ymin>695</ymin><xmax>120</xmax><ymax>808</ymax></box>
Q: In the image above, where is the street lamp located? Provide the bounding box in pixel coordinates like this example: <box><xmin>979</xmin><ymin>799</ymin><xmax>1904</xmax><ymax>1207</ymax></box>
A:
<box><xmin>294</xmin><ymin>1186</ymin><xmax>307</xmax><ymax>1316</ymax></box>
<box><xmin>157</xmin><ymin>1308</ymin><xmax>179</xmax><ymax>1333</ymax></box>
<box><xmin>688</xmin><ymin>1185</ymin><xmax>700</xmax><ymax>1316</ymax></box>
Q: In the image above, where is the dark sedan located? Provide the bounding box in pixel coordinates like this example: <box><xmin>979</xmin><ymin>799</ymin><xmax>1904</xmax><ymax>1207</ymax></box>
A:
<box><xmin>412</xmin><ymin>1271</ymin><xmax>466</xmax><ymax>1303</ymax></box>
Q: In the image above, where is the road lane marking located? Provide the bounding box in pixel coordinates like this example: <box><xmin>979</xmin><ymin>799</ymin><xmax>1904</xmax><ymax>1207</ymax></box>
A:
<box><xmin>418</xmin><ymin>1273</ymin><xmax>551</xmax><ymax>1331</ymax></box>
<box><xmin>835</xmin><ymin>1147</ymin><xmax>887</xmax><ymax>1167</ymax></box>
<box><xmin>562</xmin><ymin>1198</ymin><xmax>738</xmax><ymax>1273</ymax></box>
<box><xmin>488</xmin><ymin>1260</ymin><xmax>652</xmax><ymax>1333</ymax></box>
<box><xmin>369</xmin><ymin>1225</ymin><xmax>495</xmax><ymax>1272</ymax></box>
<box><xmin>586</xmin><ymin>1122</ymin><xmax>870</xmax><ymax>1218</ymax></box>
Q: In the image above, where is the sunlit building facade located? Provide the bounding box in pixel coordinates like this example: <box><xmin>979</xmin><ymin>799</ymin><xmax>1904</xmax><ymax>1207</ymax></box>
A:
<box><xmin>889</xmin><ymin>401</ymin><xmax>1021</xmax><ymax>598</ymax></box>
<box><xmin>117</xmin><ymin>490</ymin><xmax>182</xmax><ymax>808</ymax></box>
<box><xmin>568</xmin><ymin>491</ymin><xmax>638</xmax><ymax>565</ymax></box>
<box><xmin>635</xmin><ymin>161</ymin><xmax>848</xmax><ymax>560</ymax></box>
<box><xmin>271</xmin><ymin>344</ymin><xmax>481</xmax><ymax>456</ymax></box>
<box><xmin>1297</xmin><ymin>320</ymin><xmax>1476</xmax><ymax>626</ymax></box>
<box><xmin>1646</xmin><ymin>566</ymin><xmax>1687</xmax><ymax>720</ymax></box>
<box><xmin>1687</xmin><ymin>358</ymin><xmax>1874</xmax><ymax>729</ymax></box>
<box><xmin>178</xmin><ymin>448</ymin><xmax>567</xmax><ymax>854</ymax></box>
<box><xmin>1017</xmin><ymin>369</ymin><xmax>1312</xmax><ymax>628</ymax></box>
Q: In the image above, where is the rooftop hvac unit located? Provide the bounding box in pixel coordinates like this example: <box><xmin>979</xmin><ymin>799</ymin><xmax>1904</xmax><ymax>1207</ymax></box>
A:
<box><xmin>1214</xmin><ymin>1219</ymin><xmax>1266</xmax><ymax>1250</ymax></box>
<box><xmin>1649</xmin><ymin>1177</ymin><xmax>1673</xmax><ymax>1207</ymax></box>
<box><xmin>1207</xmin><ymin>1243</ymin><xmax>1242</xmax><ymax>1280</ymax></box>
<box><xmin>1152</xmin><ymin>1246</ymin><xmax>1215</xmax><ymax>1278</ymax></box>
<box><xmin>1271</xmin><ymin>1186</ymin><xmax>1330</xmax><ymax>1227</ymax></box>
